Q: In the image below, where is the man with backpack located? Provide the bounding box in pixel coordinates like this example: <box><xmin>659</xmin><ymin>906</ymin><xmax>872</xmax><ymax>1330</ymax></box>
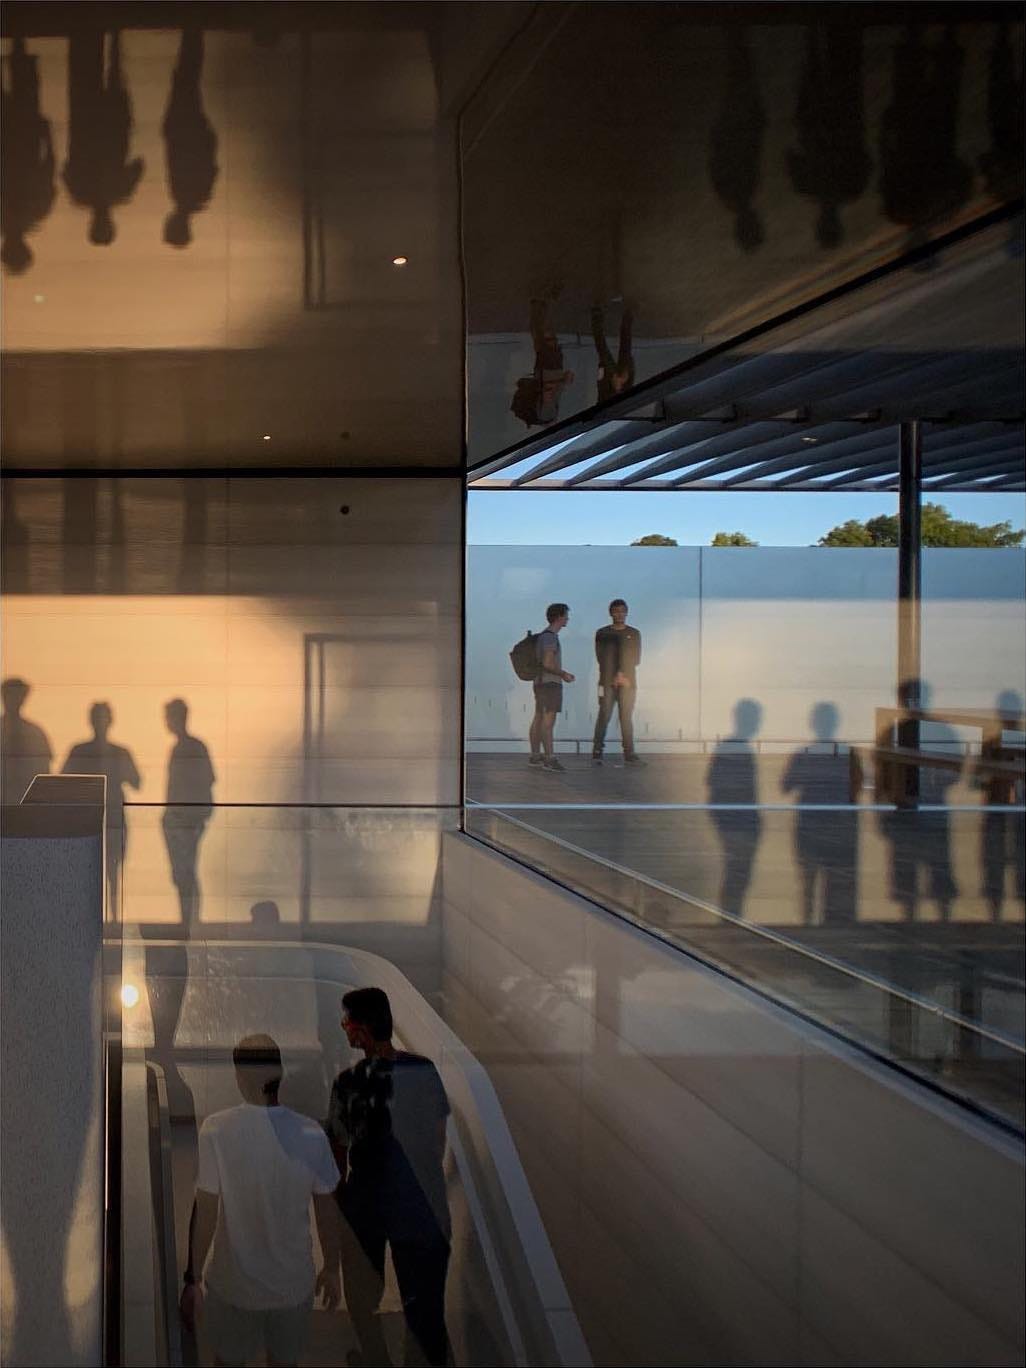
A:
<box><xmin>518</xmin><ymin>603</ymin><xmax>575</xmax><ymax>772</ymax></box>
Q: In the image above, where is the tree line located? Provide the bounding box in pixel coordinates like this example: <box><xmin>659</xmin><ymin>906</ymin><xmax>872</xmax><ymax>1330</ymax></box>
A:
<box><xmin>630</xmin><ymin>504</ymin><xmax>1025</xmax><ymax>548</ymax></box>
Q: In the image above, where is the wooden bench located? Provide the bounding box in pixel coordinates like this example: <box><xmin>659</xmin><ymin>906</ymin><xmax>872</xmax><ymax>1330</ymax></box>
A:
<box><xmin>849</xmin><ymin>743</ymin><xmax>1025</xmax><ymax>805</ymax></box>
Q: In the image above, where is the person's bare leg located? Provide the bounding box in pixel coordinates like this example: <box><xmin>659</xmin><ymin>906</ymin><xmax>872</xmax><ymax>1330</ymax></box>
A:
<box><xmin>540</xmin><ymin>710</ymin><xmax>556</xmax><ymax>760</ymax></box>
<box><xmin>529</xmin><ymin>704</ymin><xmax>543</xmax><ymax>757</ymax></box>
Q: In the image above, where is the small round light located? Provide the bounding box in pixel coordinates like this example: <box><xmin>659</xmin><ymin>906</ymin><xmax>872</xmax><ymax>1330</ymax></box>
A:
<box><xmin>262</xmin><ymin>434</ymin><xmax>271</xmax><ymax>441</ymax></box>
<box><xmin>33</xmin><ymin>293</ymin><xmax>46</xmax><ymax>304</ymax></box>
<box><xmin>121</xmin><ymin>983</ymin><xmax>140</xmax><ymax>1009</ymax></box>
<box><xmin>392</xmin><ymin>256</ymin><xmax>408</xmax><ymax>267</ymax></box>
<box><xmin>802</xmin><ymin>436</ymin><xmax>819</xmax><ymax>444</ymax></box>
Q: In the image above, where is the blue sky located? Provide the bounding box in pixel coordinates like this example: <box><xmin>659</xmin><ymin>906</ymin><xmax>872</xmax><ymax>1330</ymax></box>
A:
<box><xmin>468</xmin><ymin>490</ymin><xmax>1026</xmax><ymax>546</ymax></box>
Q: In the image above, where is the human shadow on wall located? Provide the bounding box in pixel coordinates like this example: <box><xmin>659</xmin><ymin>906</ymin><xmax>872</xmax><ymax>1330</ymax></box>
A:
<box><xmin>876</xmin><ymin>680</ymin><xmax>960</xmax><ymax>921</ymax></box>
<box><xmin>63</xmin><ymin>31</ymin><xmax>144</xmax><ymax>246</ymax></box>
<box><xmin>980</xmin><ymin>24</ymin><xmax>1024</xmax><ymax>207</ymax></box>
<box><xmin>147</xmin><ymin>699</ymin><xmax>216</xmax><ymax>1121</ymax></box>
<box><xmin>162</xmin><ymin>30</ymin><xmax>219</xmax><ymax>248</ymax></box>
<box><xmin>979</xmin><ymin>688</ymin><xmax>1025</xmax><ymax>920</ymax></box>
<box><xmin>787</xmin><ymin>24</ymin><xmax>871</xmax><ymax>249</ymax></box>
<box><xmin>708</xmin><ymin>28</ymin><xmax>766</xmax><ymax>254</ymax></box>
<box><xmin>1</xmin><ymin>36</ymin><xmax>56</xmax><ymax>274</ymax></box>
<box><xmin>780</xmin><ymin>702</ymin><xmax>856</xmax><ymax>926</ymax></box>
<box><xmin>706</xmin><ymin>698</ymin><xmax>763</xmax><ymax>918</ymax></box>
<box><xmin>1</xmin><ymin>676</ymin><xmax>53</xmax><ymax>805</ymax></box>
<box><xmin>62</xmin><ymin>700</ymin><xmax>141</xmax><ymax>920</ymax></box>
<box><xmin>878</xmin><ymin>26</ymin><xmax>972</xmax><ymax>260</ymax></box>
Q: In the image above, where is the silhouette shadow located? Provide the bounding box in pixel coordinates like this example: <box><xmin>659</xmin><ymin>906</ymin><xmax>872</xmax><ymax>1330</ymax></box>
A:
<box><xmin>63</xmin><ymin>30</ymin><xmax>144</xmax><ymax>246</ymax></box>
<box><xmin>878</xmin><ymin>26</ymin><xmax>972</xmax><ymax>261</ymax></box>
<box><xmin>708</xmin><ymin>28</ymin><xmax>766</xmax><ymax>253</ymax></box>
<box><xmin>161</xmin><ymin>30</ymin><xmax>219</xmax><ymax>248</ymax></box>
<box><xmin>787</xmin><ymin>24</ymin><xmax>871</xmax><ymax>249</ymax></box>
<box><xmin>1</xmin><ymin>676</ymin><xmax>53</xmax><ymax>805</ymax></box>
<box><xmin>980</xmin><ymin>689</ymin><xmax>1026</xmax><ymax>920</ymax></box>
<box><xmin>780</xmin><ymin>702</ymin><xmax>856</xmax><ymax>925</ymax></box>
<box><xmin>706</xmin><ymin>698</ymin><xmax>763</xmax><ymax>918</ymax></box>
<box><xmin>1</xmin><ymin>36</ymin><xmax>56</xmax><ymax>274</ymax></box>
<box><xmin>62</xmin><ymin>700</ymin><xmax>141</xmax><ymax>920</ymax></box>
<box><xmin>877</xmin><ymin>680</ymin><xmax>960</xmax><ymax>921</ymax></box>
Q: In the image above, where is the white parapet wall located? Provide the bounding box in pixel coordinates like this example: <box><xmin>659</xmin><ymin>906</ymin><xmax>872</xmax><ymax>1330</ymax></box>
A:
<box><xmin>466</xmin><ymin>546</ymin><xmax>1026</xmax><ymax>747</ymax></box>
<box><xmin>1</xmin><ymin>778</ymin><xmax>106</xmax><ymax>1368</ymax></box>
<box><xmin>441</xmin><ymin>830</ymin><xmax>1026</xmax><ymax>1368</ymax></box>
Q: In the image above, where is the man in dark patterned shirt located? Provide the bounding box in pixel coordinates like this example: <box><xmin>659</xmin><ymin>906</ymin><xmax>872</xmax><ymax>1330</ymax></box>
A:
<box><xmin>326</xmin><ymin>988</ymin><xmax>450</xmax><ymax>1367</ymax></box>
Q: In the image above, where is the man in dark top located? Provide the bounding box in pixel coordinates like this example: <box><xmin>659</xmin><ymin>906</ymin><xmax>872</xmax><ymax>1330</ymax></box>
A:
<box><xmin>327</xmin><ymin>988</ymin><xmax>451</xmax><ymax>1368</ymax></box>
<box><xmin>592</xmin><ymin>599</ymin><xmax>644</xmax><ymax>766</ymax></box>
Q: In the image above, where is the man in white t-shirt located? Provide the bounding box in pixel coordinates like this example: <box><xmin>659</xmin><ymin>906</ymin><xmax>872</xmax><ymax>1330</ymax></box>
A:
<box><xmin>180</xmin><ymin>1034</ymin><xmax>341</xmax><ymax>1367</ymax></box>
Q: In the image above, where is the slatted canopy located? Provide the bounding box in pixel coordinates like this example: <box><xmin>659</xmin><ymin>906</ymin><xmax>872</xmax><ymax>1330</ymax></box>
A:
<box><xmin>469</xmin><ymin>221</ymin><xmax>1025</xmax><ymax>494</ymax></box>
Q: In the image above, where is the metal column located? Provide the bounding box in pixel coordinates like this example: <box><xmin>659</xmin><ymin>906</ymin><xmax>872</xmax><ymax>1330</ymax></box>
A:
<box><xmin>897</xmin><ymin>420</ymin><xmax>923</xmax><ymax>804</ymax></box>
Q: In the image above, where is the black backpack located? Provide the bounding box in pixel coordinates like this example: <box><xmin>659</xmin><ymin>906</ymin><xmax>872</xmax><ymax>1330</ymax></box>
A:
<box><xmin>510</xmin><ymin>630</ymin><xmax>541</xmax><ymax>680</ymax></box>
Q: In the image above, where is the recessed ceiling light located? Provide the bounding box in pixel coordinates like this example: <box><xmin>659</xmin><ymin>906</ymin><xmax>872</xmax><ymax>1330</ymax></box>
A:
<box><xmin>802</xmin><ymin>436</ymin><xmax>819</xmax><ymax>443</ymax></box>
<box><xmin>120</xmin><ymin>983</ymin><xmax>140</xmax><ymax>1009</ymax></box>
<box><xmin>392</xmin><ymin>255</ymin><xmax>408</xmax><ymax>267</ymax></box>
<box><xmin>33</xmin><ymin>293</ymin><xmax>45</xmax><ymax>304</ymax></box>
<box><xmin>262</xmin><ymin>434</ymin><xmax>271</xmax><ymax>441</ymax></box>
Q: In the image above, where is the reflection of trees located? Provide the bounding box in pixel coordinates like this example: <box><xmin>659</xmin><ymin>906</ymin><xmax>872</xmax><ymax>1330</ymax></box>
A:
<box><xmin>63</xmin><ymin>31</ymin><xmax>144</xmax><ymax>245</ymax></box>
<box><xmin>1</xmin><ymin>37</ymin><xmax>56</xmax><ymax>274</ymax></box>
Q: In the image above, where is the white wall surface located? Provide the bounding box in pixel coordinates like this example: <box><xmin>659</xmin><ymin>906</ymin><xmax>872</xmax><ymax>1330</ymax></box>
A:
<box><xmin>441</xmin><ymin>832</ymin><xmax>1026</xmax><ymax>1368</ymax></box>
<box><xmin>466</xmin><ymin>545</ymin><xmax>1026</xmax><ymax>745</ymax></box>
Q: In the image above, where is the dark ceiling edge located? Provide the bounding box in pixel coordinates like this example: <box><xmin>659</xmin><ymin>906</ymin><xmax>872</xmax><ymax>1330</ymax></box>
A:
<box><xmin>0</xmin><ymin>467</ymin><xmax>467</xmax><ymax>480</ymax></box>
<box><xmin>465</xmin><ymin>198</ymin><xmax>1026</xmax><ymax>475</ymax></box>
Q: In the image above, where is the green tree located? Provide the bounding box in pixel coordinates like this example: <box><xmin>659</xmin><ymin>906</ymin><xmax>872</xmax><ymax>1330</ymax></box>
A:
<box><xmin>818</xmin><ymin>503</ymin><xmax>1025</xmax><ymax>547</ymax></box>
<box><xmin>711</xmin><ymin>531</ymin><xmax>758</xmax><ymax>546</ymax></box>
<box><xmin>631</xmin><ymin>533</ymin><xmax>679</xmax><ymax>546</ymax></box>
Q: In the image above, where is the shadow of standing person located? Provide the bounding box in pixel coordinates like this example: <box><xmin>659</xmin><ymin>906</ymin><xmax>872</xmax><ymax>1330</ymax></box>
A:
<box><xmin>62</xmin><ymin>30</ymin><xmax>144</xmax><ymax>246</ymax></box>
<box><xmin>787</xmin><ymin>24</ymin><xmax>871</xmax><ymax>249</ymax></box>
<box><xmin>1</xmin><ymin>677</ymin><xmax>53</xmax><ymax>805</ymax></box>
<box><xmin>706</xmin><ymin>698</ymin><xmax>763</xmax><ymax>918</ymax></box>
<box><xmin>161</xmin><ymin>29</ymin><xmax>219</xmax><ymax>248</ymax></box>
<box><xmin>980</xmin><ymin>689</ymin><xmax>1025</xmax><ymax>921</ymax></box>
<box><xmin>62</xmin><ymin>700</ymin><xmax>141</xmax><ymax>920</ymax></box>
<box><xmin>878</xmin><ymin>26</ymin><xmax>972</xmax><ymax>261</ymax></box>
<box><xmin>1</xmin><ymin>36</ymin><xmax>56</xmax><ymax>274</ymax></box>
<box><xmin>781</xmin><ymin>702</ymin><xmax>857</xmax><ymax>926</ymax></box>
<box><xmin>708</xmin><ymin>27</ymin><xmax>766</xmax><ymax>253</ymax></box>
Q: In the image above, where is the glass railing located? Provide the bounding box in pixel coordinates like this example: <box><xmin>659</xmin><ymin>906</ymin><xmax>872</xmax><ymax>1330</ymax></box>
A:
<box><xmin>464</xmin><ymin>801</ymin><xmax>1026</xmax><ymax>1133</ymax></box>
<box><xmin>117</xmin><ymin>805</ymin><xmax>589</xmax><ymax>1368</ymax></box>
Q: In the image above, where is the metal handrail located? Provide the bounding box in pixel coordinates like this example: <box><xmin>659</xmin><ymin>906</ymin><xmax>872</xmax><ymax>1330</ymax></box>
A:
<box><xmin>146</xmin><ymin>1063</ymin><xmax>183</xmax><ymax>1368</ymax></box>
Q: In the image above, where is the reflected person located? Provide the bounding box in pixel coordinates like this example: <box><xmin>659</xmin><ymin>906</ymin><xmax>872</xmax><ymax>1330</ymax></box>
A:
<box><xmin>62</xmin><ymin>700</ymin><xmax>141</xmax><ymax>919</ymax></box>
<box><xmin>162</xmin><ymin>29</ymin><xmax>219</xmax><ymax>247</ymax></box>
<box><xmin>591</xmin><ymin>303</ymin><xmax>634</xmax><ymax>403</ymax></box>
<box><xmin>327</xmin><ymin>989</ymin><xmax>451</xmax><ymax>1368</ymax></box>
<box><xmin>706</xmin><ymin>699</ymin><xmax>763</xmax><ymax>917</ymax></box>
<box><xmin>510</xmin><ymin>296</ymin><xmax>575</xmax><ymax>429</ymax></box>
<box><xmin>592</xmin><ymin>599</ymin><xmax>644</xmax><ymax>767</ymax></box>
<box><xmin>708</xmin><ymin>28</ymin><xmax>766</xmax><ymax>252</ymax></box>
<box><xmin>1</xmin><ymin>677</ymin><xmax>53</xmax><ymax>804</ymax></box>
<box><xmin>979</xmin><ymin>690</ymin><xmax>1025</xmax><ymax>920</ymax></box>
<box><xmin>161</xmin><ymin>698</ymin><xmax>215</xmax><ymax>928</ymax></box>
<box><xmin>1</xmin><ymin>36</ymin><xmax>56</xmax><ymax>274</ymax></box>
<box><xmin>780</xmin><ymin>702</ymin><xmax>856</xmax><ymax>925</ymax></box>
<box><xmin>181</xmin><ymin>1035</ymin><xmax>341</xmax><ymax>1368</ymax></box>
<box><xmin>529</xmin><ymin>603</ymin><xmax>574</xmax><ymax>773</ymax></box>
<box><xmin>62</xmin><ymin>31</ymin><xmax>144</xmax><ymax>246</ymax></box>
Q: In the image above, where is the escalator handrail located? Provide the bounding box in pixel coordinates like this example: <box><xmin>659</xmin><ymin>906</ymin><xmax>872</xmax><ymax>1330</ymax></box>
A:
<box><xmin>146</xmin><ymin>1062</ymin><xmax>183</xmax><ymax>1368</ymax></box>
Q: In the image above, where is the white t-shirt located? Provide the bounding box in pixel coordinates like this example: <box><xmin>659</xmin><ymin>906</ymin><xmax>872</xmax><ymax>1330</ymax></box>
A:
<box><xmin>197</xmin><ymin>1103</ymin><xmax>340</xmax><ymax>1310</ymax></box>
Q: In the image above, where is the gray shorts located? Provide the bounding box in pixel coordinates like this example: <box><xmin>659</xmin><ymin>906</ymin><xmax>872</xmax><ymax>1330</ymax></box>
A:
<box><xmin>203</xmin><ymin>1285</ymin><xmax>313</xmax><ymax>1365</ymax></box>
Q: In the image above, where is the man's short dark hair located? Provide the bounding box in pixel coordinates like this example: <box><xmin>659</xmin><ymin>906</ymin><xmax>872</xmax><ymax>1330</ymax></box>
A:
<box><xmin>546</xmin><ymin>603</ymin><xmax>569</xmax><ymax>624</ymax></box>
<box><xmin>609</xmin><ymin>599</ymin><xmax>628</xmax><ymax>613</ymax></box>
<box><xmin>233</xmin><ymin>1033</ymin><xmax>283</xmax><ymax>1096</ymax></box>
<box><xmin>342</xmin><ymin>987</ymin><xmax>393</xmax><ymax>1042</ymax></box>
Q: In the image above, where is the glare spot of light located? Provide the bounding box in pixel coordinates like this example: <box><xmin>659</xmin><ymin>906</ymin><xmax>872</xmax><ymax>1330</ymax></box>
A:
<box><xmin>262</xmin><ymin>434</ymin><xmax>271</xmax><ymax>441</ymax></box>
<box><xmin>392</xmin><ymin>256</ymin><xmax>408</xmax><ymax>267</ymax></box>
<box><xmin>121</xmin><ymin>983</ymin><xmax>140</xmax><ymax>1009</ymax></box>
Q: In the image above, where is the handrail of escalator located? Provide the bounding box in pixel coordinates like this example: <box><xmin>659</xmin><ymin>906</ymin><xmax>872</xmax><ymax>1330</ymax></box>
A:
<box><xmin>146</xmin><ymin>1062</ymin><xmax>183</xmax><ymax>1368</ymax></box>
